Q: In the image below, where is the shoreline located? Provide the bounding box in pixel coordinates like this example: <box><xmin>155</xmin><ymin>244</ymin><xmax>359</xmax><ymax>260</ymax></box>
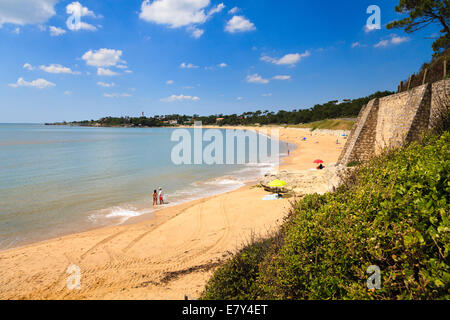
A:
<box><xmin>0</xmin><ymin>126</ymin><xmax>290</xmax><ymax>252</ymax></box>
<box><xmin>0</xmin><ymin>126</ymin><xmax>346</xmax><ymax>299</ymax></box>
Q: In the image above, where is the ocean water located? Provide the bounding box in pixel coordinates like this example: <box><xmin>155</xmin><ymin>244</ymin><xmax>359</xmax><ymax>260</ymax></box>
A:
<box><xmin>0</xmin><ymin>124</ymin><xmax>291</xmax><ymax>250</ymax></box>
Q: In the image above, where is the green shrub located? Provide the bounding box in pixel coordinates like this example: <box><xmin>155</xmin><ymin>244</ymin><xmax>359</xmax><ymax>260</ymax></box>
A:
<box><xmin>347</xmin><ymin>161</ymin><xmax>360</xmax><ymax>167</ymax></box>
<box><xmin>202</xmin><ymin>132</ymin><xmax>450</xmax><ymax>300</ymax></box>
<box><xmin>201</xmin><ymin>237</ymin><xmax>275</xmax><ymax>300</ymax></box>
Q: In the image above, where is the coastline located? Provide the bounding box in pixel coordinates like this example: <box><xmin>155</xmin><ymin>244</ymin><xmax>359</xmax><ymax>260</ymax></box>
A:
<box><xmin>0</xmin><ymin>126</ymin><xmax>347</xmax><ymax>300</ymax></box>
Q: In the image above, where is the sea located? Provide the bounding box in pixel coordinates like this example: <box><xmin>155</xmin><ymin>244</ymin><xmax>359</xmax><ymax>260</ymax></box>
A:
<box><xmin>0</xmin><ymin>124</ymin><xmax>292</xmax><ymax>250</ymax></box>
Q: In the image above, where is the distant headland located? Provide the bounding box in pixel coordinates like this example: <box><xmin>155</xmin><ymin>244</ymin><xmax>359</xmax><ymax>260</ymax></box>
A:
<box><xmin>45</xmin><ymin>90</ymin><xmax>393</xmax><ymax>128</ymax></box>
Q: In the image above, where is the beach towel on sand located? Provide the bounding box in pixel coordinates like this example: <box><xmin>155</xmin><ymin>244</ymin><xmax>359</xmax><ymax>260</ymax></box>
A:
<box><xmin>262</xmin><ymin>194</ymin><xmax>281</xmax><ymax>201</ymax></box>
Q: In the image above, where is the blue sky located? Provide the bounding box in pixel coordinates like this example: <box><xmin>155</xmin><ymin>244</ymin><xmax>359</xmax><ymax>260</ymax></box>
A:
<box><xmin>0</xmin><ymin>0</ymin><xmax>442</xmax><ymax>123</ymax></box>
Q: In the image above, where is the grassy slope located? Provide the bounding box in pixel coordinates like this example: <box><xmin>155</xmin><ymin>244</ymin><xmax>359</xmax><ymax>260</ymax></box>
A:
<box><xmin>288</xmin><ymin>119</ymin><xmax>355</xmax><ymax>131</ymax></box>
<box><xmin>202</xmin><ymin>132</ymin><xmax>450</xmax><ymax>300</ymax></box>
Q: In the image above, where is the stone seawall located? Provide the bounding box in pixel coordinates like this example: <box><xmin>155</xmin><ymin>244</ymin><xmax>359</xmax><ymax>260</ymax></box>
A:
<box><xmin>338</xmin><ymin>79</ymin><xmax>449</xmax><ymax>165</ymax></box>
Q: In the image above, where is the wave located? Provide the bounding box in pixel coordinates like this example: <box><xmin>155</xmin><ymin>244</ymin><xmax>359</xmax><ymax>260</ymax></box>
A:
<box><xmin>88</xmin><ymin>206</ymin><xmax>152</xmax><ymax>225</ymax></box>
<box><xmin>204</xmin><ymin>177</ymin><xmax>244</xmax><ymax>186</ymax></box>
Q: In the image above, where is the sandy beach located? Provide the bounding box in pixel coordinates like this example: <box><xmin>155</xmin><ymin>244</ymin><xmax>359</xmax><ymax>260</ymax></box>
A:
<box><xmin>0</xmin><ymin>126</ymin><xmax>346</xmax><ymax>300</ymax></box>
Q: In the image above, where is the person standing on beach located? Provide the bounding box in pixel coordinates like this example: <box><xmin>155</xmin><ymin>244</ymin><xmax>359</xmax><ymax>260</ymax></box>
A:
<box><xmin>152</xmin><ymin>189</ymin><xmax>158</xmax><ymax>206</ymax></box>
<box><xmin>158</xmin><ymin>187</ymin><xmax>164</xmax><ymax>205</ymax></box>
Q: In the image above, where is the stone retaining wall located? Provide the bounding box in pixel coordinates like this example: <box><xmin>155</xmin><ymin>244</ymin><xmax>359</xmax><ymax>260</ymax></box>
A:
<box><xmin>338</xmin><ymin>79</ymin><xmax>449</xmax><ymax>165</ymax></box>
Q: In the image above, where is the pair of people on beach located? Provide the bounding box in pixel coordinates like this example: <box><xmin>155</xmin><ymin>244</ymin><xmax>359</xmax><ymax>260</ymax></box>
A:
<box><xmin>153</xmin><ymin>187</ymin><xmax>164</xmax><ymax>206</ymax></box>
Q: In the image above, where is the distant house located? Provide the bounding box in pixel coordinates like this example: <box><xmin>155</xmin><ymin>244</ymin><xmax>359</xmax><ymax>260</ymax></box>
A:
<box><xmin>169</xmin><ymin>120</ymin><xmax>178</xmax><ymax>125</ymax></box>
<box><xmin>216</xmin><ymin>118</ymin><xmax>225</xmax><ymax>123</ymax></box>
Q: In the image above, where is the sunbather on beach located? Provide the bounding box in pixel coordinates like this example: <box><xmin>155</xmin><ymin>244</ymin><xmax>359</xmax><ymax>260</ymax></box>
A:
<box><xmin>158</xmin><ymin>187</ymin><xmax>164</xmax><ymax>205</ymax></box>
<box><xmin>153</xmin><ymin>189</ymin><xmax>158</xmax><ymax>206</ymax></box>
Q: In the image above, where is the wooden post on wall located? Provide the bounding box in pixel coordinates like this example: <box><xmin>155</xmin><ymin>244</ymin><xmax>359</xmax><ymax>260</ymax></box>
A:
<box><xmin>422</xmin><ymin>68</ymin><xmax>428</xmax><ymax>85</ymax></box>
<box><xmin>407</xmin><ymin>75</ymin><xmax>413</xmax><ymax>91</ymax></box>
<box><xmin>444</xmin><ymin>58</ymin><xmax>447</xmax><ymax>80</ymax></box>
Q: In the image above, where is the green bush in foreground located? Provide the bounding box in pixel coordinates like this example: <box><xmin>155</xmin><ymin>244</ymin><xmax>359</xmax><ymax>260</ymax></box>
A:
<box><xmin>202</xmin><ymin>132</ymin><xmax>449</xmax><ymax>300</ymax></box>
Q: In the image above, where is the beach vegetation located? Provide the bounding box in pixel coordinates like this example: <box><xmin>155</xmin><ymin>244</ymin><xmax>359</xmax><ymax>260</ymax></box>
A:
<box><xmin>202</xmin><ymin>132</ymin><xmax>450</xmax><ymax>300</ymax></box>
<box><xmin>346</xmin><ymin>161</ymin><xmax>360</xmax><ymax>167</ymax></box>
<box><xmin>291</xmin><ymin>119</ymin><xmax>355</xmax><ymax>131</ymax></box>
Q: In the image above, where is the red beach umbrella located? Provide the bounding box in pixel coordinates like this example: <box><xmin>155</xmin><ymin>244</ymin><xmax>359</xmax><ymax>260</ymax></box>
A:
<box><xmin>313</xmin><ymin>159</ymin><xmax>324</xmax><ymax>164</ymax></box>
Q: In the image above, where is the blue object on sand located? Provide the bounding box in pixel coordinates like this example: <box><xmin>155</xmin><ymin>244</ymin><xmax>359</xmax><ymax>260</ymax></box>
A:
<box><xmin>262</xmin><ymin>194</ymin><xmax>280</xmax><ymax>201</ymax></box>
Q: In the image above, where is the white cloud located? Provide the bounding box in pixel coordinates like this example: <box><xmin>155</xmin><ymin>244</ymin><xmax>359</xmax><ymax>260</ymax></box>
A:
<box><xmin>139</xmin><ymin>0</ymin><xmax>225</xmax><ymax>38</ymax></box>
<box><xmin>262</xmin><ymin>93</ymin><xmax>272</xmax><ymax>97</ymax></box>
<box><xmin>82</xmin><ymin>48</ymin><xmax>124</xmax><ymax>67</ymax></box>
<box><xmin>66</xmin><ymin>1</ymin><xmax>98</xmax><ymax>31</ymax></box>
<box><xmin>0</xmin><ymin>0</ymin><xmax>58</xmax><ymax>26</ymax></box>
<box><xmin>228</xmin><ymin>7</ymin><xmax>239</xmax><ymax>14</ymax></box>
<box><xmin>180</xmin><ymin>62</ymin><xmax>199</xmax><ymax>69</ymax></box>
<box><xmin>273</xmin><ymin>75</ymin><xmax>291</xmax><ymax>81</ymax></box>
<box><xmin>246</xmin><ymin>74</ymin><xmax>269</xmax><ymax>84</ymax></box>
<box><xmin>261</xmin><ymin>51</ymin><xmax>310</xmax><ymax>66</ymax></box>
<box><xmin>351</xmin><ymin>42</ymin><xmax>362</xmax><ymax>48</ymax></box>
<box><xmin>166</xmin><ymin>80</ymin><xmax>174</xmax><ymax>85</ymax></box>
<box><xmin>67</xmin><ymin>1</ymin><xmax>96</xmax><ymax>18</ymax></box>
<box><xmin>374</xmin><ymin>35</ymin><xmax>409</xmax><ymax>48</ymax></box>
<box><xmin>218</xmin><ymin>62</ymin><xmax>227</xmax><ymax>68</ymax></box>
<box><xmin>189</xmin><ymin>26</ymin><xmax>204</xmax><ymax>38</ymax></box>
<box><xmin>103</xmin><ymin>93</ymin><xmax>131</xmax><ymax>98</ymax></box>
<box><xmin>23</xmin><ymin>63</ymin><xmax>34</xmax><ymax>71</ymax></box>
<box><xmin>364</xmin><ymin>24</ymin><xmax>379</xmax><ymax>33</ymax></box>
<box><xmin>237</xmin><ymin>96</ymin><xmax>243</xmax><ymax>100</ymax></box>
<box><xmin>9</xmin><ymin>77</ymin><xmax>55</xmax><ymax>89</ymax></box>
<box><xmin>391</xmin><ymin>35</ymin><xmax>409</xmax><ymax>44</ymax></box>
<box><xmin>374</xmin><ymin>39</ymin><xmax>389</xmax><ymax>48</ymax></box>
<box><xmin>49</xmin><ymin>26</ymin><xmax>66</xmax><ymax>36</ymax></box>
<box><xmin>161</xmin><ymin>94</ymin><xmax>200</xmax><ymax>102</ymax></box>
<box><xmin>69</xmin><ymin>21</ymin><xmax>97</xmax><ymax>31</ymax></box>
<box><xmin>97</xmin><ymin>68</ymin><xmax>119</xmax><ymax>76</ymax></box>
<box><xmin>208</xmin><ymin>3</ymin><xmax>225</xmax><ymax>15</ymax></box>
<box><xmin>97</xmin><ymin>81</ymin><xmax>115</xmax><ymax>87</ymax></box>
<box><xmin>39</xmin><ymin>64</ymin><xmax>80</xmax><ymax>74</ymax></box>
<box><xmin>225</xmin><ymin>15</ymin><xmax>256</xmax><ymax>33</ymax></box>
<box><xmin>64</xmin><ymin>91</ymin><xmax>72</xmax><ymax>95</ymax></box>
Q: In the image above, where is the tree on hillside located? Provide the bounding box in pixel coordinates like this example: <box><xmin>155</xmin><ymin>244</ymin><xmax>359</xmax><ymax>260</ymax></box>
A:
<box><xmin>387</xmin><ymin>0</ymin><xmax>449</xmax><ymax>53</ymax></box>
